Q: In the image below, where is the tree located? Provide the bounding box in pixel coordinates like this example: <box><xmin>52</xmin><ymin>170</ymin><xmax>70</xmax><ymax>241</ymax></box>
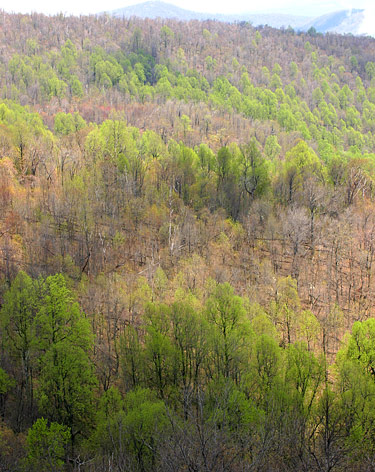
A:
<box><xmin>366</xmin><ymin>61</ymin><xmax>375</xmax><ymax>80</ymax></box>
<box><xmin>252</xmin><ymin>334</ymin><xmax>280</xmax><ymax>395</ymax></box>
<box><xmin>240</xmin><ymin>139</ymin><xmax>270</xmax><ymax>201</ymax></box>
<box><xmin>0</xmin><ymin>271</ymin><xmax>38</xmax><ymax>430</ymax></box>
<box><xmin>92</xmin><ymin>387</ymin><xmax>167</xmax><ymax>472</ymax></box>
<box><xmin>38</xmin><ymin>340</ymin><xmax>96</xmax><ymax>446</ymax></box>
<box><xmin>160</xmin><ymin>26</ymin><xmax>174</xmax><ymax>50</ymax></box>
<box><xmin>264</xmin><ymin>135</ymin><xmax>281</xmax><ymax>160</ymax></box>
<box><xmin>336</xmin><ymin>356</ymin><xmax>375</xmax><ymax>467</ymax></box>
<box><xmin>1</xmin><ymin>271</ymin><xmax>97</xmax><ymax>441</ymax></box>
<box><xmin>0</xmin><ymin>368</ymin><xmax>14</xmax><ymax>419</ymax></box>
<box><xmin>215</xmin><ymin>146</ymin><xmax>241</xmax><ymax>217</ymax></box>
<box><xmin>271</xmin><ymin>276</ymin><xmax>301</xmax><ymax>346</ymax></box>
<box><xmin>279</xmin><ymin>141</ymin><xmax>325</xmax><ymax>204</ymax></box>
<box><xmin>143</xmin><ymin>303</ymin><xmax>177</xmax><ymax>399</ymax></box>
<box><xmin>308</xmin><ymin>388</ymin><xmax>349</xmax><ymax>472</ymax></box>
<box><xmin>343</xmin><ymin>318</ymin><xmax>375</xmax><ymax>376</ymax></box>
<box><xmin>35</xmin><ymin>274</ymin><xmax>96</xmax><ymax>445</ymax></box>
<box><xmin>54</xmin><ymin>112</ymin><xmax>86</xmax><ymax>136</ymax></box>
<box><xmin>285</xmin><ymin>342</ymin><xmax>324</xmax><ymax>414</ymax></box>
<box><xmin>205</xmin><ymin>283</ymin><xmax>251</xmax><ymax>381</ymax></box>
<box><xmin>25</xmin><ymin>418</ymin><xmax>70</xmax><ymax>472</ymax></box>
<box><xmin>169</xmin><ymin>301</ymin><xmax>208</xmax><ymax>401</ymax></box>
<box><xmin>120</xmin><ymin>324</ymin><xmax>144</xmax><ymax>391</ymax></box>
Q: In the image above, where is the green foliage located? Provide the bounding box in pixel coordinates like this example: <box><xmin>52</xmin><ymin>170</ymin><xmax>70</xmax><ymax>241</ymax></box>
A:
<box><xmin>92</xmin><ymin>387</ymin><xmax>166</xmax><ymax>471</ymax></box>
<box><xmin>0</xmin><ymin>272</ymin><xmax>96</xmax><ymax>439</ymax></box>
<box><xmin>54</xmin><ymin>112</ymin><xmax>86</xmax><ymax>135</ymax></box>
<box><xmin>240</xmin><ymin>139</ymin><xmax>270</xmax><ymax>199</ymax></box>
<box><xmin>343</xmin><ymin>318</ymin><xmax>375</xmax><ymax>376</ymax></box>
<box><xmin>264</xmin><ymin>135</ymin><xmax>281</xmax><ymax>160</ymax></box>
<box><xmin>205</xmin><ymin>283</ymin><xmax>252</xmax><ymax>380</ymax></box>
<box><xmin>285</xmin><ymin>343</ymin><xmax>324</xmax><ymax>412</ymax></box>
<box><xmin>25</xmin><ymin>418</ymin><xmax>70</xmax><ymax>472</ymax></box>
<box><xmin>168</xmin><ymin>301</ymin><xmax>208</xmax><ymax>390</ymax></box>
<box><xmin>69</xmin><ymin>76</ymin><xmax>83</xmax><ymax>97</ymax></box>
<box><xmin>3</xmin><ymin>14</ymin><xmax>375</xmax><ymax>472</ymax></box>
<box><xmin>0</xmin><ymin>271</ymin><xmax>38</xmax><ymax>355</ymax></box>
<box><xmin>253</xmin><ymin>334</ymin><xmax>281</xmax><ymax>393</ymax></box>
<box><xmin>280</xmin><ymin>141</ymin><xmax>325</xmax><ymax>203</ymax></box>
<box><xmin>0</xmin><ymin>368</ymin><xmax>14</xmax><ymax>395</ymax></box>
<box><xmin>85</xmin><ymin>119</ymin><xmax>139</xmax><ymax>172</ymax></box>
<box><xmin>0</xmin><ymin>271</ymin><xmax>38</xmax><ymax>423</ymax></box>
<box><xmin>143</xmin><ymin>303</ymin><xmax>176</xmax><ymax>398</ymax></box>
<box><xmin>366</xmin><ymin>61</ymin><xmax>375</xmax><ymax>80</ymax></box>
<box><xmin>35</xmin><ymin>275</ymin><xmax>96</xmax><ymax>438</ymax></box>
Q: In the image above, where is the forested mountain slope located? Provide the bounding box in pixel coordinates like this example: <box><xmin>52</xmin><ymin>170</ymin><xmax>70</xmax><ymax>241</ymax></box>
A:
<box><xmin>1</xmin><ymin>12</ymin><xmax>375</xmax><ymax>471</ymax></box>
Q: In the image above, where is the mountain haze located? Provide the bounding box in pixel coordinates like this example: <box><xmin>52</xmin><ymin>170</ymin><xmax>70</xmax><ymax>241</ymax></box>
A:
<box><xmin>106</xmin><ymin>1</ymin><xmax>369</xmax><ymax>35</ymax></box>
<box><xmin>303</xmin><ymin>8</ymin><xmax>365</xmax><ymax>34</ymax></box>
<box><xmin>107</xmin><ymin>1</ymin><xmax>311</xmax><ymax>29</ymax></box>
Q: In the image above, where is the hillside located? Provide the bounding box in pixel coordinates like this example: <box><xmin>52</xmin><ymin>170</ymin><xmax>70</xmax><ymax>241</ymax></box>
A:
<box><xmin>1</xmin><ymin>11</ymin><xmax>375</xmax><ymax>472</ymax></box>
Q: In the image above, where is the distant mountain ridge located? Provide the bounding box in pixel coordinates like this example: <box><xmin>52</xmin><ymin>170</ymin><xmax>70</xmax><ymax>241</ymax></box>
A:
<box><xmin>303</xmin><ymin>9</ymin><xmax>365</xmax><ymax>34</ymax></box>
<box><xmin>107</xmin><ymin>1</ymin><xmax>311</xmax><ymax>29</ymax></box>
<box><xmin>105</xmin><ymin>1</ymin><xmax>368</xmax><ymax>35</ymax></box>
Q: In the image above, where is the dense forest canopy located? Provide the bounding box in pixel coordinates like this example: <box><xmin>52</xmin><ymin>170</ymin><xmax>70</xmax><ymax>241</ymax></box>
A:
<box><xmin>1</xmin><ymin>10</ymin><xmax>375</xmax><ymax>471</ymax></box>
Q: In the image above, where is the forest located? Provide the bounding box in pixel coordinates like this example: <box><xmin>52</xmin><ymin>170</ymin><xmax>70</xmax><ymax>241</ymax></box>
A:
<box><xmin>1</xmin><ymin>10</ymin><xmax>375</xmax><ymax>471</ymax></box>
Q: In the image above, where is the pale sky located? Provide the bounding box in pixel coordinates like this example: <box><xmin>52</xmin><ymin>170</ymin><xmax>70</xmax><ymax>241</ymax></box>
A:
<box><xmin>0</xmin><ymin>0</ymin><xmax>371</xmax><ymax>16</ymax></box>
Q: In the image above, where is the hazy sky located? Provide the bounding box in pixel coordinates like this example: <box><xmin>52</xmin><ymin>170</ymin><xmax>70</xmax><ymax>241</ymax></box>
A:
<box><xmin>0</xmin><ymin>0</ymin><xmax>371</xmax><ymax>16</ymax></box>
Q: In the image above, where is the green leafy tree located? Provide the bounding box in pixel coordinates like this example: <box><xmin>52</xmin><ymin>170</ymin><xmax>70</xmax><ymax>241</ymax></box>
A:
<box><xmin>264</xmin><ymin>134</ymin><xmax>281</xmax><ymax>160</ymax></box>
<box><xmin>0</xmin><ymin>271</ymin><xmax>38</xmax><ymax>429</ymax></box>
<box><xmin>143</xmin><ymin>303</ymin><xmax>177</xmax><ymax>398</ymax></box>
<box><xmin>343</xmin><ymin>318</ymin><xmax>375</xmax><ymax>376</ymax></box>
<box><xmin>54</xmin><ymin>112</ymin><xmax>86</xmax><ymax>136</ymax></box>
<box><xmin>69</xmin><ymin>76</ymin><xmax>84</xmax><ymax>98</ymax></box>
<box><xmin>215</xmin><ymin>146</ymin><xmax>242</xmax><ymax>217</ymax></box>
<box><xmin>240</xmin><ymin>139</ymin><xmax>270</xmax><ymax>200</ymax></box>
<box><xmin>252</xmin><ymin>334</ymin><xmax>281</xmax><ymax>395</ymax></box>
<box><xmin>25</xmin><ymin>418</ymin><xmax>70</xmax><ymax>472</ymax></box>
<box><xmin>0</xmin><ymin>271</ymin><xmax>98</xmax><ymax>441</ymax></box>
<box><xmin>160</xmin><ymin>25</ymin><xmax>174</xmax><ymax>49</ymax></box>
<box><xmin>271</xmin><ymin>276</ymin><xmax>301</xmax><ymax>346</ymax></box>
<box><xmin>92</xmin><ymin>387</ymin><xmax>167</xmax><ymax>472</ymax></box>
<box><xmin>0</xmin><ymin>368</ymin><xmax>14</xmax><ymax>419</ymax></box>
<box><xmin>280</xmin><ymin>141</ymin><xmax>325</xmax><ymax>203</ymax></box>
<box><xmin>366</xmin><ymin>61</ymin><xmax>375</xmax><ymax>80</ymax></box>
<box><xmin>285</xmin><ymin>343</ymin><xmax>324</xmax><ymax>415</ymax></box>
<box><xmin>205</xmin><ymin>283</ymin><xmax>252</xmax><ymax>381</ymax></box>
<box><xmin>35</xmin><ymin>274</ymin><xmax>96</xmax><ymax>444</ymax></box>
<box><xmin>120</xmin><ymin>325</ymin><xmax>144</xmax><ymax>390</ymax></box>
<box><xmin>336</xmin><ymin>356</ymin><xmax>375</xmax><ymax>464</ymax></box>
<box><xmin>169</xmin><ymin>301</ymin><xmax>208</xmax><ymax>393</ymax></box>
